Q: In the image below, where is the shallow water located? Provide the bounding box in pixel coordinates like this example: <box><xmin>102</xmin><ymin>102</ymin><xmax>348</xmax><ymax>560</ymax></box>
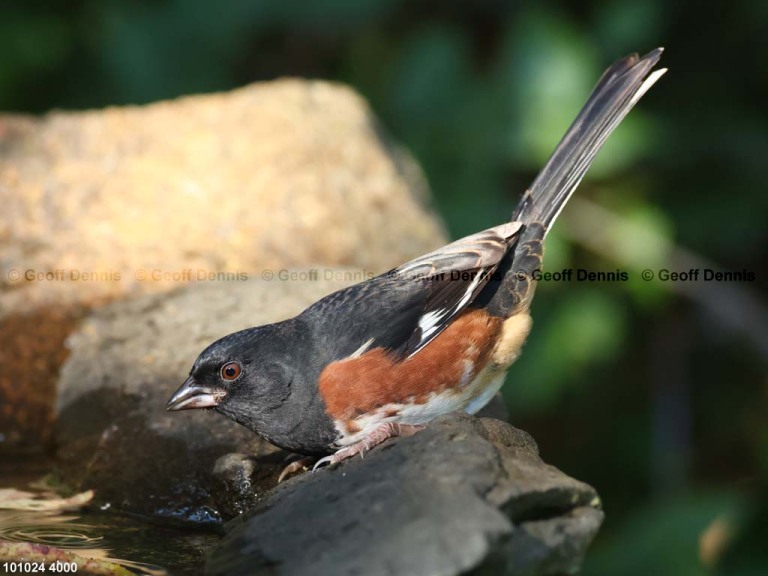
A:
<box><xmin>0</xmin><ymin>452</ymin><xmax>220</xmax><ymax>576</ymax></box>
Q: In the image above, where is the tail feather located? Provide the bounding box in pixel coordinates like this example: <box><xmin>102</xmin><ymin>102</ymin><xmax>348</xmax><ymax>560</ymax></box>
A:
<box><xmin>513</xmin><ymin>48</ymin><xmax>666</xmax><ymax>231</ymax></box>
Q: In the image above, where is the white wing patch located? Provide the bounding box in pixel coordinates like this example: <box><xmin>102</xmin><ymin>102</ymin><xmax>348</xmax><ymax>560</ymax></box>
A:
<box><xmin>348</xmin><ymin>338</ymin><xmax>375</xmax><ymax>359</ymax></box>
<box><xmin>417</xmin><ymin>309</ymin><xmax>449</xmax><ymax>343</ymax></box>
<box><xmin>408</xmin><ymin>269</ymin><xmax>486</xmax><ymax>359</ymax></box>
<box><xmin>456</xmin><ymin>268</ymin><xmax>485</xmax><ymax>308</ymax></box>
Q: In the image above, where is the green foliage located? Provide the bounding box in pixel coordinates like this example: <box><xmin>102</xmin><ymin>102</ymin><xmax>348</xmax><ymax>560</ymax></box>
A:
<box><xmin>509</xmin><ymin>288</ymin><xmax>628</xmax><ymax>413</ymax></box>
<box><xmin>583</xmin><ymin>491</ymin><xmax>740</xmax><ymax>576</ymax></box>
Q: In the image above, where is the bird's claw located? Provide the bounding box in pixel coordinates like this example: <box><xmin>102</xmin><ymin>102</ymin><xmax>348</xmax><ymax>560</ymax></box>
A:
<box><xmin>312</xmin><ymin>455</ymin><xmax>337</xmax><ymax>472</ymax></box>
<box><xmin>312</xmin><ymin>423</ymin><xmax>425</xmax><ymax>473</ymax></box>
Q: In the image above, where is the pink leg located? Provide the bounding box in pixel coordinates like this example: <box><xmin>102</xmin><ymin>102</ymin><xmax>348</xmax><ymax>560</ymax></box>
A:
<box><xmin>313</xmin><ymin>423</ymin><xmax>425</xmax><ymax>471</ymax></box>
<box><xmin>277</xmin><ymin>455</ymin><xmax>317</xmax><ymax>483</ymax></box>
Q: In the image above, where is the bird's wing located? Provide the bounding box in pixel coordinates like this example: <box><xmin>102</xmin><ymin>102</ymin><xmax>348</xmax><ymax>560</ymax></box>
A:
<box><xmin>306</xmin><ymin>222</ymin><xmax>523</xmax><ymax>360</ymax></box>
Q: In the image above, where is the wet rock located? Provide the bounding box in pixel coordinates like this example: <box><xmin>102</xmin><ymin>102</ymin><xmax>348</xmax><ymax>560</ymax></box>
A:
<box><xmin>55</xmin><ymin>274</ymin><xmax>356</xmax><ymax>523</ymax></box>
<box><xmin>211</xmin><ymin>453</ymin><xmax>274</xmax><ymax>519</ymax></box>
<box><xmin>206</xmin><ymin>413</ymin><xmax>603</xmax><ymax>576</ymax></box>
<box><xmin>0</xmin><ymin>79</ymin><xmax>446</xmax><ymax>445</ymax></box>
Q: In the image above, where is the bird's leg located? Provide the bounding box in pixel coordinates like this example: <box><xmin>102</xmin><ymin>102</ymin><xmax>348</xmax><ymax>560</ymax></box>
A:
<box><xmin>313</xmin><ymin>422</ymin><xmax>425</xmax><ymax>471</ymax></box>
<box><xmin>277</xmin><ymin>455</ymin><xmax>317</xmax><ymax>483</ymax></box>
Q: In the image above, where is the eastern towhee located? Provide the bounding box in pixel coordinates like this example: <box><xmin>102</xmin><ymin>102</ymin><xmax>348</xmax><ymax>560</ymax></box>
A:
<box><xmin>167</xmin><ymin>49</ymin><xmax>666</xmax><ymax>475</ymax></box>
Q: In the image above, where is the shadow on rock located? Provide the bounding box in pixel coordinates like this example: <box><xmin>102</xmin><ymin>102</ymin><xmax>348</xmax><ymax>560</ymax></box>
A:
<box><xmin>56</xmin><ymin>387</ymin><xmax>280</xmax><ymax>525</ymax></box>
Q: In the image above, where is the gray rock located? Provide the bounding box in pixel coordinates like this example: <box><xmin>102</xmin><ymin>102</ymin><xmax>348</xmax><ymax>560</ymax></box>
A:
<box><xmin>211</xmin><ymin>453</ymin><xmax>267</xmax><ymax>519</ymax></box>
<box><xmin>206</xmin><ymin>414</ymin><xmax>603</xmax><ymax>576</ymax></box>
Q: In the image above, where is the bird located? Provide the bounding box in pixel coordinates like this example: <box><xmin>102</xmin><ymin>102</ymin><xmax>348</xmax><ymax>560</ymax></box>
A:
<box><xmin>166</xmin><ymin>49</ymin><xmax>666</xmax><ymax>476</ymax></box>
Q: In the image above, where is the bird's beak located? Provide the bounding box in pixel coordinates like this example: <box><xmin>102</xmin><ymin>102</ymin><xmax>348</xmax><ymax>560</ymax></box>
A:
<box><xmin>166</xmin><ymin>376</ymin><xmax>224</xmax><ymax>411</ymax></box>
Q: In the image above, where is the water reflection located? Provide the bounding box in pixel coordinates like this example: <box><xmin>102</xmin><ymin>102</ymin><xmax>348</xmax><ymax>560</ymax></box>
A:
<box><xmin>0</xmin><ymin>509</ymin><xmax>167</xmax><ymax>575</ymax></box>
<box><xmin>1</xmin><ymin>512</ymin><xmax>99</xmax><ymax>546</ymax></box>
<box><xmin>0</xmin><ymin>458</ymin><xmax>219</xmax><ymax>576</ymax></box>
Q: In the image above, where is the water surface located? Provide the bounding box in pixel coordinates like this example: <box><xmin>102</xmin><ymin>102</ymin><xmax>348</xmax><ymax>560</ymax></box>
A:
<box><xmin>0</xmin><ymin>451</ymin><xmax>219</xmax><ymax>575</ymax></box>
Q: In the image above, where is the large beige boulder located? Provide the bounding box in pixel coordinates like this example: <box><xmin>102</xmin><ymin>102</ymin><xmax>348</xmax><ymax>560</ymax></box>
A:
<box><xmin>0</xmin><ymin>80</ymin><xmax>447</xmax><ymax>444</ymax></box>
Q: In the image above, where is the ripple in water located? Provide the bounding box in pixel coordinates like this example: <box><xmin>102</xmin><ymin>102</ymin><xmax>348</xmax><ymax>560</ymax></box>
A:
<box><xmin>0</xmin><ymin>510</ymin><xmax>167</xmax><ymax>576</ymax></box>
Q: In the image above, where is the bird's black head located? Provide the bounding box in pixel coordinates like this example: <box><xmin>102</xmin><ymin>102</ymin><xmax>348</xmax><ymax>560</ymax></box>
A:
<box><xmin>166</xmin><ymin>324</ymin><xmax>294</xmax><ymax>435</ymax></box>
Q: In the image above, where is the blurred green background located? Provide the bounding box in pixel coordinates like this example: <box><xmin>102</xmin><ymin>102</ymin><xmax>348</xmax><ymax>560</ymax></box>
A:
<box><xmin>3</xmin><ymin>0</ymin><xmax>767</xmax><ymax>574</ymax></box>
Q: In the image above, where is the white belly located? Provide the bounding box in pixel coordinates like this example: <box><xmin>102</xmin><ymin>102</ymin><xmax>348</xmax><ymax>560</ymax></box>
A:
<box><xmin>334</xmin><ymin>369</ymin><xmax>508</xmax><ymax>447</ymax></box>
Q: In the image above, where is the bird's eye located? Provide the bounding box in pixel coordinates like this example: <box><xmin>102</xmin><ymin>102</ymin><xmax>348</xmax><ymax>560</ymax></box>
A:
<box><xmin>220</xmin><ymin>362</ymin><xmax>242</xmax><ymax>381</ymax></box>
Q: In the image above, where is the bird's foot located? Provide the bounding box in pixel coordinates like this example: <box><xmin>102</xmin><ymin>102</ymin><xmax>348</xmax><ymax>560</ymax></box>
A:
<box><xmin>313</xmin><ymin>422</ymin><xmax>425</xmax><ymax>471</ymax></box>
<box><xmin>277</xmin><ymin>455</ymin><xmax>317</xmax><ymax>483</ymax></box>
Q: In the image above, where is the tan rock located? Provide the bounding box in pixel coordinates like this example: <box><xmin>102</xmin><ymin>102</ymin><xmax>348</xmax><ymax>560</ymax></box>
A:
<box><xmin>0</xmin><ymin>80</ymin><xmax>447</xmax><ymax>444</ymax></box>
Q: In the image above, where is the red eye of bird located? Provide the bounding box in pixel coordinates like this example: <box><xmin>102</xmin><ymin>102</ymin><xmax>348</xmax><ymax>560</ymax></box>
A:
<box><xmin>220</xmin><ymin>362</ymin><xmax>242</xmax><ymax>381</ymax></box>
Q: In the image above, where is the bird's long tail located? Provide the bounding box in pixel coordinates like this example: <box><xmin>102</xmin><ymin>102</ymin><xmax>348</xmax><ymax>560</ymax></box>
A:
<box><xmin>479</xmin><ymin>49</ymin><xmax>665</xmax><ymax>318</ymax></box>
<box><xmin>512</xmin><ymin>48</ymin><xmax>666</xmax><ymax>232</ymax></box>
